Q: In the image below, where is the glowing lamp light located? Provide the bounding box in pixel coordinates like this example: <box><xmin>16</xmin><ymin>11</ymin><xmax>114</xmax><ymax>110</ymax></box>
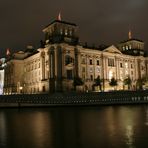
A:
<box><xmin>19</xmin><ymin>86</ymin><xmax>23</xmax><ymax>90</ymax></box>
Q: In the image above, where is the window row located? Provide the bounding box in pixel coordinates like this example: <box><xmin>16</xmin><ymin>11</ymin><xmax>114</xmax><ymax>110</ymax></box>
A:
<box><xmin>81</xmin><ymin>58</ymin><xmax>100</xmax><ymax>65</ymax></box>
<box><xmin>122</xmin><ymin>43</ymin><xmax>143</xmax><ymax>51</ymax></box>
<box><xmin>120</xmin><ymin>62</ymin><xmax>134</xmax><ymax>69</ymax></box>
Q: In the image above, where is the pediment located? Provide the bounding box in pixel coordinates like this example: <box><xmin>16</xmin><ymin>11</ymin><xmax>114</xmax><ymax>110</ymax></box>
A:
<box><xmin>103</xmin><ymin>45</ymin><xmax>122</xmax><ymax>54</ymax></box>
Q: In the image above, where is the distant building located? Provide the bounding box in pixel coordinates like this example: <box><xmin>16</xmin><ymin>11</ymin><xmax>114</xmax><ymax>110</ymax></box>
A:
<box><xmin>3</xmin><ymin>50</ymin><xmax>32</xmax><ymax>94</ymax></box>
<box><xmin>0</xmin><ymin>58</ymin><xmax>6</xmax><ymax>94</ymax></box>
<box><xmin>0</xmin><ymin>69</ymin><xmax>4</xmax><ymax>94</ymax></box>
<box><xmin>3</xmin><ymin>16</ymin><xmax>148</xmax><ymax>94</ymax></box>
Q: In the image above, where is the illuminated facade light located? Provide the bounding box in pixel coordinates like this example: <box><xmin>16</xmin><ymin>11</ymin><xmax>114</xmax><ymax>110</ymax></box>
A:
<box><xmin>2</xmin><ymin>17</ymin><xmax>148</xmax><ymax>94</ymax></box>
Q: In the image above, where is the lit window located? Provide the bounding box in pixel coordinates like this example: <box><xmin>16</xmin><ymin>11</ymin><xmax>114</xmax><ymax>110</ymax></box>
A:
<box><xmin>125</xmin><ymin>62</ymin><xmax>128</xmax><ymax>68</ymax></box>
<box><xmin>126</xmin><ymin>46</ymin><xmax>128</xmax><ymax>50</ymax></box>
<box><xmin>96</xmin><ymin>67</ymin><xmax>100</xmax><ymax>72</ymax></box>
<box><xmin>125</xmin><ymin>70</ymin><xmax>128</xmax><ymax>75</ymax></box>
<box><xmin>90</xmin><ymin>67</ymin><xmax>93</xmax><ymax>73</ymax></box>
<box><xmin>65</xmin><ymin>29</ymin><xmax>68</xmax><ymax>35</ymax></box>
<box><xmin>109</xmin><ymin>70</ymin><xmax>113</xmax><ymax>80</ymax></box>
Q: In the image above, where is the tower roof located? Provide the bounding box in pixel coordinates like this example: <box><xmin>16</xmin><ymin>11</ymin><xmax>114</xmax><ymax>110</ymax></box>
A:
<box><xmin>44</xmin><ymin>20</ymin><xmax>77</xmax><ymax>28</ymax></box>
<box><xmin>120</xmin><ymin>38</ymin><xmax>144</xmax><ymax>44</ymax></box>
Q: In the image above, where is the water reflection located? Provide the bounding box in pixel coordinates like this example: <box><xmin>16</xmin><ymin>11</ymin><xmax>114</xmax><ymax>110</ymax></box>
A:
<box><xmin>0</xmin><ymin>109</ymin><xmax>54</xmax><ymax>148</ymax></box>
<box><xmin>126</xmin><ymin>125</ymin><xmax>134</xmax><ymax>148</ymax></box>
<box><xmin>0</xmin><ymin>112</ymin><xmax>7</xmax><ymax>147</ymax></box>
<box><xmin>0</xmin><ymin>106</ymin><xmax>148</xmax><ymax>148</ymax></box>
<box><xmin>29</xmin><ymin>112</ymin><xmax>53</xmax><ymax>148</ymax></box>
<box><xmin>145</xmin><ymin>107</ymin><xmax>148</xmax><ymax>126</ymax></box>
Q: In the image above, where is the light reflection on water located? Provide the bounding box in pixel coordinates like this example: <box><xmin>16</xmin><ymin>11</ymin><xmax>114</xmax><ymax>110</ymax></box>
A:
<box><xmin>0</xmin><ymin>112</ymin><xmax>7</xmax><ymax>147</ymax></box>
<box><xmin>0</xmin><ymin>105</ymin><xmax>148</xmax><ymax>148</ymax></box>
<box><xmin>126</xmin><ymin>125</ymin><xmax>134</xmax><ymax>148</ymax></box>
<box><xmin>145</xmin><ymin>108</ymin><xmax>148</xmax><ymax>126</ymax></box>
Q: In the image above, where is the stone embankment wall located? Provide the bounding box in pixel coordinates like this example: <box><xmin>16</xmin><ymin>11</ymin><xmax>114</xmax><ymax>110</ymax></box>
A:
<box><xmin>0</xmin><ymin>90</ymin><xmax>148</xmax><ymax>107</ymax></box>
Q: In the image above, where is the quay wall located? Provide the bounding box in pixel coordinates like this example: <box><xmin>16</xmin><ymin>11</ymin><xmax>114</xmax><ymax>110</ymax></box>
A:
<box><xmin>0</xmin><ymin>90</ymin><xmax>148</xmax><ymax>107</ymax></box>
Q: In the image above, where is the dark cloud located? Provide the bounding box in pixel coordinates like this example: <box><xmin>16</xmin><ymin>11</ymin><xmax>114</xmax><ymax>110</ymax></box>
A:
<box><xmin>0</xmin><ymin>0</ymin><xmax>148</xmax><ymax>56</ymax></box>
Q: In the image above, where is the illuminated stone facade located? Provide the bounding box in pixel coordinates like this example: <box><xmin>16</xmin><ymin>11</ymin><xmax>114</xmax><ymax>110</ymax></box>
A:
<box><xmin>3</xmin><ymin>19</ymin><xmax>148</xmax><ymax>94</ymax></box>
<box><xmin>0</xmin><ymin>69</ymin><xmax>4</xmax><ymax>94</ymax></box>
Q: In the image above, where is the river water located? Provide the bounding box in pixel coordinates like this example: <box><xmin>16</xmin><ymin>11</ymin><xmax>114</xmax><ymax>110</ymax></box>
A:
<box><xmin>0</xmin><ymin>105</ymin><xmax>148</xmax><ymax>148</ymax></box>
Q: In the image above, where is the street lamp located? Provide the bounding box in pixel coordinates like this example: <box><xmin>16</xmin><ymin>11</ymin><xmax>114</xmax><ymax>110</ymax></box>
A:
<box><xmin>19</xmin><ymin>86</ymin><xmax>23</xmax><ymax>94</ymax></box>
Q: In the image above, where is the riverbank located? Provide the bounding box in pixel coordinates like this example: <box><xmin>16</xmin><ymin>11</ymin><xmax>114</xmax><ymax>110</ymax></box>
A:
<box><xmin>0</xmin><ymin>90</ymin><xmax>148</xmax><ymax>107</ymax></box>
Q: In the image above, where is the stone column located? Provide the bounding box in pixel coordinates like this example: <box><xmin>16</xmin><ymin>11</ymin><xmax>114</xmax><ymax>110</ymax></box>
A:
<box><xmin>41</xmin><ymin>51</ymin><xmax>45</xmax><ymax>80</ymax></box>
<box><xmin>93</xmin><ymin>55</ymin><xmax>96</xmax><ymax>79</ymax></box>
<box><xmin>86</xmin><ymin>55</ymin><xmax>88</xmax><ymax>80</ymax></box>
<box><xmin>56</xmin><ymin>45</ymin><xmax>63</xmax><ymax>92</ymax></box>
<box><xmin>49</xmin><ymin>46</ymin><xmax>55</xmax><ymax>93</ymax></box>
<box><xmin>101</xmin><ymin>53</ymin><xmax>105</xmax><ymax>91</ymax></box>
<box><xmin>74</xmin><ymin>47</ymin><xmax>79</xmax><ymax>77</ymax></box>
<box><xmin>104</xmin><ymin>56</ymin><xmax>108</xmax><ymax>80</ymax></box>
<box><xmin>117</xmin><ymin>58</ymin><xmax>120</xmax><ymax>80</ymax></box>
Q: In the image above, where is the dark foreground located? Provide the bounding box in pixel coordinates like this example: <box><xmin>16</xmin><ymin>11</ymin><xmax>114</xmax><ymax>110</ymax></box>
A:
<box><xmin>0</xmin><ymin>90</ymin><xmax>148</xmax><ymax>107</ymax></box>
<box><xmin>1</xmin><ymin>105</ymin><xmax>148</xmax><ymax>148</ymax></box>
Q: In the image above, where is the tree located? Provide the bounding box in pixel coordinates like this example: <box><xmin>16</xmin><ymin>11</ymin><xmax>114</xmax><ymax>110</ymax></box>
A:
<box><xmin>136</xmin><ymin>78</ymin><xmax>143</xmax><ymax>90</ymax></box>
<box><xmin>123</xmin><ymin>76</ymin><xmax>132</xmax><ymax>90</ymax></box>
<box><xmin>94</xmin><ymin>75</ymin><xmax>102</xmax><ymax>91</ymax></box>
<box><xmin>137</xmin><ymin>76</ymin><xmax>148</xmax><ymax>90</ymax></box>
<box><xmin>109</xmin><ymin>77</ymin><xmax>117</xmax><ymax>90</ymax></box>
<box><xmin>141</xmin><ymin>76</ymin><xmax>148</xmax><ymax>85</ymax></box>
<box><xmin>73</xmin><ymin>77</ymin><xmax>84</xmax><ymax>90</ymax></box>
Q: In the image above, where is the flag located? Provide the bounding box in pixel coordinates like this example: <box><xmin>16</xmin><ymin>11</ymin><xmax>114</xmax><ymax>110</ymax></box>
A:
<box><xmin>128</xmin><ymin>30</ymin><xmax>132</xmax><ymax>39</ymax></box>
<box><xmin>58</xmin><ymin>12</ymin><xmax>62</xmax><ymax>21</ymax></box>
<box><xmin>6</xmin><ymin>48</ymin><xmax>10</xmax><ymax>56</ymax></box>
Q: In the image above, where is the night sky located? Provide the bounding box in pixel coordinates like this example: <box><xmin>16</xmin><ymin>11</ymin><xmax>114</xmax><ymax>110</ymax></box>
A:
<box><xmin>0</xmin><ymin>0</ymin><xmax>148</xmax><ymax>57</ymax></box>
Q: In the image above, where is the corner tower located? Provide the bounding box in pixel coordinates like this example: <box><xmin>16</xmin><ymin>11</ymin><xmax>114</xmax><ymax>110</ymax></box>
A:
<box><xmin>43</xmin><ymin>15</ymin><xmax>79</xmax><ymax>45</ymax></box>
<box><xmin>117</xmin><ymin>31</ymin><xmax>144</xmax><ymax>56</ymax></box>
